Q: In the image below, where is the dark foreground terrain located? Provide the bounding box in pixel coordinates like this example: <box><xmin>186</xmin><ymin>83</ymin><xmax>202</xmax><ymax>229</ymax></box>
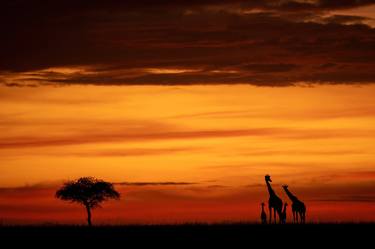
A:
<box><xmin>1</xmin><ymin>223</ymin><xmax>373</xmax><ymax>248</ymax></box>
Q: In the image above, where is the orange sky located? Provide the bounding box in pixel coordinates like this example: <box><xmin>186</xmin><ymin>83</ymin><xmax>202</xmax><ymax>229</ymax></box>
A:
<box><xmin>1</xmin><ymin>1</ymin><xmax>375</xmax><ymax>224</ymax></box>
<box><xmin>0</xmin><ymin>84</ymin><xmax>374</xmax><ymax>224</ymax></box>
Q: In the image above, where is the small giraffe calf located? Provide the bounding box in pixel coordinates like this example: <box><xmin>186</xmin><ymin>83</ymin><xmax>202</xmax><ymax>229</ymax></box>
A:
<box><xmin>260</xmin><ymin>202</ymin><xmax>267</xmax><ymax>224</ymax></box>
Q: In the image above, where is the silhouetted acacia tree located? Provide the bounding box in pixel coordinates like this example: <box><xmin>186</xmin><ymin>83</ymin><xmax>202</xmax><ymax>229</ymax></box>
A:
<box><xmin>55</xmin><ymin>177</ymin><xmax>120</xmax><ymax>226</ymax></box>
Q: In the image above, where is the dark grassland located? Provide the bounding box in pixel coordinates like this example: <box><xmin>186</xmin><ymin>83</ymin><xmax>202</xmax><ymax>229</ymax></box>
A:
<box><xmin>0</xmin><ymin>223</ymin><xmax>373</xmax><ymax>248</ymax></box>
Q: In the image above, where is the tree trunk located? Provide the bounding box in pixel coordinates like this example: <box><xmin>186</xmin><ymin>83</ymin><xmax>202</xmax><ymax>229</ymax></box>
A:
<box><xmin>85</xmin><ymin>205</ymin><xmax>92</xmax><ymax>227</ymax></box>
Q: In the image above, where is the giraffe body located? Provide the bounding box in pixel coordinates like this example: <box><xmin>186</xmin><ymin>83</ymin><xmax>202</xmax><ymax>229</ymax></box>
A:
<box><xmin>280</xmin><ymin>203</ymin><xmax>288</xmax><ymax>224</ymax></box>
<box><xmin>265</xmin><ymin>175</ymin><xmax>283</xmax><ymax>224</ymax></box>
<box><xmin>282</xmin><ymin>185</ymin><xmax>306</xmax><ymax>223</ymax></box>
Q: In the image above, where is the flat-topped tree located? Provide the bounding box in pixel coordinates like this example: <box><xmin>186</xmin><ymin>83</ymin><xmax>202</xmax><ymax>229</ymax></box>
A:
<box><xmin>56</xmin><ymin>177</ymin><xmax>120</xmax><ymax>226</ymax></box>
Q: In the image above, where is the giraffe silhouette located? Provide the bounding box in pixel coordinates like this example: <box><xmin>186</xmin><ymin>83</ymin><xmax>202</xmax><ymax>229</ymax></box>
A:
<box><xmin>282</xmin><ymin>185</ymin><xmax>306</xmax><ymax>224</ymax></box>
<box><xmin>280</xmin><ymin>202</ymin><xmax>288</xmax><ymax>224</ymax></box>
<box><xmin>265</xmin><ymin>175</ymin><xmax>283</xmax><ymax>224</ymax></box>
<box><xmin>260</xmin><ymin>202</ymin><xmax>267</xmax><ymax>224</ymax></box>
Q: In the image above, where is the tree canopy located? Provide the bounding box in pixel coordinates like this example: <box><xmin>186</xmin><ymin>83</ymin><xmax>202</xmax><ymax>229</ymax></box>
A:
<box><xmin>56</xmin><ymin>177</ymin><xmax>120</xmax><ymax>209</ymax></box>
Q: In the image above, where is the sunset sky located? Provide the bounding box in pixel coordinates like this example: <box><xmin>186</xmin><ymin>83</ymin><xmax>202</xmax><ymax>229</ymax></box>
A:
<box><xmin>0</xmin><ymin>0</ymin><xmax>375</xmax><ymax>224</ymax></box>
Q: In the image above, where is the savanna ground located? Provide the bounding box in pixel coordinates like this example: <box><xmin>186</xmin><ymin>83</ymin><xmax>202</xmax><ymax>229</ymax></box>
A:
<box><xmin>0</xmin><ymin>223</ymin><xmax>373</xmax><ymax>248</ymax></box>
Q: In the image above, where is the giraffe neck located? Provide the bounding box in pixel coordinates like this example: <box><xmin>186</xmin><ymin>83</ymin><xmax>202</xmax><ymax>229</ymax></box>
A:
<box><xmin>284</xmin><ymin>188</ymin><xmax>299</xmax><ymax>202</ymax></box>
<box><xmin>266</xmin><ymin>180</ymin><xmax>276</xmax><ymax>197</ymax></box>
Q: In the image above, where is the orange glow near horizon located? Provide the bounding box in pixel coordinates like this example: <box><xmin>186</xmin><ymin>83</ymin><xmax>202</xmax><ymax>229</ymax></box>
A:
<box><xmin>0</xmin><ymin>84</ymin><xmax>374</xmax><ymax>224</ymax></box>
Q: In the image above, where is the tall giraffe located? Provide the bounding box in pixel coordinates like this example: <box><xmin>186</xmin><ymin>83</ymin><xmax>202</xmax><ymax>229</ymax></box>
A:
<box><xmin>282</xmin><ymin>185</ymin><xmax>306</xmax><ymax>224</ymax></box>
<box><xmin>265</xmin><ymin>175</ymin><xmax>283</xmax><ymax>224</ymax></box>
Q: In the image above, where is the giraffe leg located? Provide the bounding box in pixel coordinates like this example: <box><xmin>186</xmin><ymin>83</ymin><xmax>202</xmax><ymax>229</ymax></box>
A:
<box><xmin>269</xmin><ymin>206</ymin><xmax>272</xmax><ymax>224</ymax></box>
<box><xmin>292</xmin><ymin>210</ymin><xmax>296</xmax><ymax>223</ymax></box>
<box><xmin>273</xmin><ymin>209</ymin><xmax>277</xmax><ymax>224</ymax></box>
<box><xmin>301</xmin><ymin>212</ymin><xmax>305</xmax><ymax>224</ymax></box>
<box><xmin>295</xmin><ymin>212</ymin><xmax>299</xmax><ymax>224</ymax></box>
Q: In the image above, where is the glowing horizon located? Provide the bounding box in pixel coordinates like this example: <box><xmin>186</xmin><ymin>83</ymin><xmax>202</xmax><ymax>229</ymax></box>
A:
<box><xmin>0</xmin><ymin>84</ymin><xmax>374</xmax><ymax>224</ymax></box>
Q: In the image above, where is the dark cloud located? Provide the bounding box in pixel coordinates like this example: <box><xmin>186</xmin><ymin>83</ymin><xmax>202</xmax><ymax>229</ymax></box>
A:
<box><xmin>241</xmin><ymin>63</ymin><xmax>298</xmax><ymax>73</ymax></box>
<box><xmin>1</xmin><ymin>0</ymin><xmax>375</xmax><ymax>86</ymax></box>
<box><xmin>64</xmin><ymin>147</ymin><xmax>201</xmax><ymax>157</ymax></box>
<box><xmin>0</xmin><ymin>180</ymin><xmax>197</xmax><ymax>192</ymax></box>
<box><xmin>114</xmin><ymin>182</ymin><xmax>196</xmax><ymax>186</ymax></box>
<box><xmin>276</xmin><ymin>0</ymin><xmax>375</xmax><ymax>11</ymax></box>
<box><xmin>0</xmin><ymin>183</ymin><xmax>54</xmax><ymax>192</ymax></box>
<box><xmin>206</xmin><ymin>185</ymin><xmax>228</xmax><ymax>189</ymax></box>
<box><xmin>1</xmin><ymin>127</ymin><xmax>374</xmax><ymax>149</ymax></box>
<box><xmin>323</xmin><ymin>15</ymin><xmax>371</xmax><ymax>25</ymax></box>
<box><xmin>310</xmin><ymin>196</ymin><xmax>375</xmax><ymax>202</ymax></box>
<box><xmin>315</xmin><ymin>63</ymin><xmax>338</xmax><ymax>69</ymax></box>
<box><xmin>0</xmin><ymin>128</ymin><xmax>279</xmax><ymax>149</ymax></box>
<box><xmin>244</xmin><ymin>183</ymin><xmax>266</xmax><ymax>188</ymax></box>
<box><xmin>314</xmin><ymin>0</ymin><xmax>375</xmax><ymax>10</ymax></box>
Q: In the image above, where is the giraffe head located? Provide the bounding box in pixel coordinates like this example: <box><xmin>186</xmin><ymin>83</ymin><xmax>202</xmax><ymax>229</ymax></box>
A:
<box><xmin>282</xmin><ymin>185</ymin><xmax>288</xmax><ymax>190</ymax></box>
<box><xmin>265</xmin><ymin>174</ymin><xmax>272</xmax><ymax>182</ymax></box>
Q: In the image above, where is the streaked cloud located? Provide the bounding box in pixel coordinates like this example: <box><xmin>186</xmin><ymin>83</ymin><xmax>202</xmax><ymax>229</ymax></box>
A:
<box><xmin>1</xmin><ymin>1</ymin><xmax>375</xmax><ymax>86</ymax></box>
<box><xmin>1</xmin><ymin>127</ymin><xmax>373</xmax><ymax>149</ymax></box>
